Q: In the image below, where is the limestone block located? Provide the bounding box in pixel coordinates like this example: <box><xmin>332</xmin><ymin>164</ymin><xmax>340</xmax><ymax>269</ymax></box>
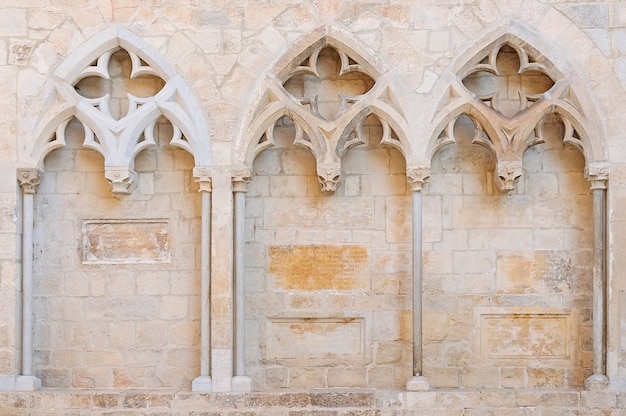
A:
<box><xmin>0</xmin><ymin>9</ymin><xmax>26</xmax><ymax>36</ymax></box>
<box><xmin>135</xmin><ymin>321</ymin><xmax>168</xmax><ymax>348</ymax></box>
<box><xmin>527</xmin><ymin>367</ymin><xmax>565</xmax><ymax>388</ymax></box>
<box><xmin>159</xmin><ymin>295</ymin><xmax>189</xmax><ymax>320</ymax></box>
<box><xmin>71</xmin><ymin>367</ymin><xmax>109</xmax><ymax>388</ymax></box>
<box><xmin>373</xmin><ymin>310</ymin><xmax>400</xmax><ymax>340</ymax></box>
<box><xmin>453</xmin><ymin>251</ymin><xmax>494</xmax><ymax>274</ymax></box>
<box><xmin>269</xmin><ymin>245</ymin><xmax>368</xmax><ymax>291</ymax></box>
<box><xmin>424</xmin><ymin>367</ymin><xmax>459</xmax><ymax>388</ymax></box>
<box><xmin>269</xmin><ymin>176</ymin><xmax>308</xmax><ymax>197</ymax></box>
<box><xmin>266</xmin><ymin>317</ymin><xmax>365</xmax><ymax>364</ymax></box>
<box><xmin>136</xmin><ymin>272</ymin><xmax>170</xmax><ymax>296</ymax></box>
<box><xmin>327</xmin><ymin>367</ymin><xmax>367</xmax><ymax>388</ymax></box>
<box><xmin>289</xmin><ymin>367</ymin><xmax>326</xmax><ymax>389</ymax></box>
<box><xmin>500</xmin><ymin>367</ymin><xmax>526</xmax><ymax>388</ymax></box>
<box><xmin>461</xmin><ymin>367</ymin><xmax>500</xmax><ymax>389</ymax></box>
<box><xmin>264</xmin><ymin>197</ymin><xmax>375</xmax><ymax>228</ymax></box>
<box><xmin>427</xmin><ymin>30</ymin><xmax>450</xmax><ymax>52</ymax></box>
<box><xmin>367</xmin><ymin>366</ymin><xmax>394</xmax><ymax>389</ymax></box>
<box><xmin>107</xmin><ymin>322</ymin><xmax>134</xmax><ymax>348</ymax></box>
<box><xmin>309</xmin><ymin>391</ymin><xmax>375</xmax><ymax>408</ymax></box>
<box><xmin>562</xmin><ymin>3</ymin><xmax>608</xmax><ymax>29</ymax></box>
<box><xmin>264</xmin><ymin>367</ymin><xmax>288</xmax><ymax>388</ymax></box>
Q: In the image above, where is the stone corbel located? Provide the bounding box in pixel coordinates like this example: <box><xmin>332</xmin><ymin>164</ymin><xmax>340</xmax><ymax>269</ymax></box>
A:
<box><xmin>317</xmin><ymin>161</ymin><xmax>341</xmax><ymax>193</ymax></box>
<box><xmin>104</xmin><ymin>167</ymin><xmax>136</xmax><ymax>194</ymax></box>
<box><xmin>495</xmin><ymin>160</ymin><xmax>523</xmax><ymax>192</ymax></box>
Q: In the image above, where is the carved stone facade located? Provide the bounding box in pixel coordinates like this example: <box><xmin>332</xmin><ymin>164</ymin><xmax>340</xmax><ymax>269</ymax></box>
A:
<box><xmin>2</xmin><ymin>0</ymin><xmax>626</xmax><ymax>413</ymax></box>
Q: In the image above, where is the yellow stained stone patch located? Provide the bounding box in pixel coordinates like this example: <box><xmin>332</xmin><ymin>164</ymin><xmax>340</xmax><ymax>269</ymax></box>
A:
<box><xmin>269</xmin><ymin>245</ymin><xmax>368</xmax><ymax>291</ymax></box>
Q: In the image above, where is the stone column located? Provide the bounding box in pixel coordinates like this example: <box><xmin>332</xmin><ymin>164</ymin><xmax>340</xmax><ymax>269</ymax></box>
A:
<box><xmin>405</xmin><ymin>167</ymin><xmax>430</xmax><ymax>391</ymax></box>
<box><xmin>209</xmin><ymin>171</ymin><xmax>234</xmax><ymax>392</ymax></box>
<box><xmin>16</xmin><ymin>169</ymin><xmax>42</xmax><ymax>391</ymax></box>
<box><xmin>232</xmin><ymin>169</ymin><xmax>252</xmax><ymax>392</ymax></box>
<box><xmin>192</xmin><ymin>168</ymin><xmax>212</xmax><ymax>392</ymax></box>
<box><xmin>585</xmin><ymin>163</ymin><xmax>610</xmax><ymax>391</ymax></box>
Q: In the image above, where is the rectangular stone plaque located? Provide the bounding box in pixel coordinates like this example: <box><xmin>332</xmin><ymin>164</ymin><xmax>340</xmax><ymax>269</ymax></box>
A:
<box><xmin>474</xmin><ymin>307</ymin><xmax>577</xmax><ymax>364</ymax></box>
<box><xmin>267</xmin><ymin>317</ymin><xmax>365</xmax><ymax>364</ymax></box>
<box><xmin>269</xmin><ymin>245</ymin><xmax>368</xmax><ymax>291</ymax></box>
<box><xmin>82</xmin><ymin>220</ymin><xmax>170</xmax><ymax>264</ymax></box>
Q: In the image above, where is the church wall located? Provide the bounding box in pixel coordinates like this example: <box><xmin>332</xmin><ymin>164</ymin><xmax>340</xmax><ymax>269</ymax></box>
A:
<box><xmin>0</xmin><ymin>1</ymin><xmax>624</xmax><ymax>408</ymax></box>
<box><xmin>32</xmin><ymin>119</ymin><xmax>201</xmax><ymax>388</ymax></box>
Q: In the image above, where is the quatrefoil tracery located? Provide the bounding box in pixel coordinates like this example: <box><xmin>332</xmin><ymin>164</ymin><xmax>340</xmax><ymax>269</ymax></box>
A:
<box><xmin>462</xmin><ymin>44</ymin><xmax>555</xmax><ymax>119</ymax></box>
<box><xmin>247</xmin><ymin>42</ymin><xmax>408</xmax><ymax>192</ymax></box>
<box><xmin>46</xmin><ymin>46</ymin><xmax>196</xmax><ymax>193</ymax></box>
<box><xmin>284</xmin><ymin>46</ymin><xmax>375</xmax><ymax>121</ymax></box>
<box><xmin>74</xmin><ymin>49</ymin><xmax>165</xmax><ymax>121</ymax></box>
<box><xmin>433</xmin><ymin>42</ymin><xmax>589</xmax><ymax>192</ymax></box>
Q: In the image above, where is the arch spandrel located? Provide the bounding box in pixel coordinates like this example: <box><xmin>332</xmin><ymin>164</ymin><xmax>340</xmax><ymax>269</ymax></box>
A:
<box><xmin>424</xmin><ymin>22</ymin><xmax>608</xmax><ymax>192</ymax></box>
<box><xmin>235</xmin><ymin>27</ymin><xmax>414</xmax><ymax>192</ymax></box>
<box><xmin>29</xmin><ymin>24</ymin><xmax>211</xmax><ymax>194</ymax></box>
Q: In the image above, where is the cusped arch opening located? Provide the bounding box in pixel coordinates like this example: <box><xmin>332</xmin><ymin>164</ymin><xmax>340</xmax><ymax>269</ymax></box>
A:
<box><xmin>426</xmin><ymin>29</ymin><xmax>605</xmax><ymax>192</ymax></box>
<box><xmin>238</xmin><ymin>31</ymin><xmax>412</xmax><ymax>193</ymax></box>
<box><xmin>31</xmin><ymin>24</ymin><xmax>211</xmax><ymax>194</ymax></box>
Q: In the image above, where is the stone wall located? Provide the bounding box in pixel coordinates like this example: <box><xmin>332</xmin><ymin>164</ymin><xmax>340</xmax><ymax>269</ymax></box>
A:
<box><xmin>0</xmin><ymin>389</ymin><xmax>624</xmax><ymax>415</ymax></box>
<box><xmin>32</xmin><ymin>120</ymin><xmax>202</xmax><ymax>388</ymax></box>
<box><xmin>1</xmin><ymin>2</ymin><xmax>626</xmax><ymax>413</ymax></box>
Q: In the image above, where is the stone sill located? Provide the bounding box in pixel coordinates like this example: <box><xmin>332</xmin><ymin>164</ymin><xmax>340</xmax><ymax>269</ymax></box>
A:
<box><xmin>0</xmin><ymin>388</ymin><xmax>623</xmax><ymax>413</ymax></box>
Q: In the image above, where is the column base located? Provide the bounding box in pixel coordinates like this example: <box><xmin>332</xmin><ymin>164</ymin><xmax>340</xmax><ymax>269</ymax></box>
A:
<box><xmin>585</xmin><ymin>374</ymin><xmax>609</xmax><ymax>391</ymax></box>
<box><xmin>406</xmin><ymin>375</ymin><xmax>430</xmax><ymax>391</ymax></box>
<box><xmin>192</xmin><ymin>376</ymin><xmax>212</xmax><ymax>392</ymax></box>
<box><xmin>16</xmin><ymin>375</ymin><xmax>42</xmax><ymax>391</ymax></box>
<box><xmin>231</xmin><ymin>375</ymin><xmax>252</xmax><ymax>392</ymax></box>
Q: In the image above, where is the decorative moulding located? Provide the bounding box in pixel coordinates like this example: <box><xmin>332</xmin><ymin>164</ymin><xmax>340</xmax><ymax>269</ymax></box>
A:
<box><xmin>31</xmin><ymin>25</ymin><xmax>211</xmax><ymax>194</ymax></box>
<box><xmin>429</xmin><ymin>36</ymin><xmax>605</xmax><ymax>192</ymax></box>
<box><xmin>241</xmin><ymin>36</ymin><xmax>412</xmax><ymax>192</ymax></box>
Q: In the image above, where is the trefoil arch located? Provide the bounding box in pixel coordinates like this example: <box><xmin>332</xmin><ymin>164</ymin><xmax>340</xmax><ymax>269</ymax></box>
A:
<box><xmin>31</xmin><ymin>24</ymin><xmax>211</xmax><ymax>193</ymax></box>
<box><xmin>237</xmin><ymin>32</ymin><xmax>412</xmax><ymax>192</ymax></box>
<box><xmin>427</xmin><ymin>33</ymin><xmax>605</xmax><ymax>192</ymax></box>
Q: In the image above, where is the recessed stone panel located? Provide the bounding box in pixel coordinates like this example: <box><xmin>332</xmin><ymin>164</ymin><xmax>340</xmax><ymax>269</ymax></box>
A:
<box><xmin>474</xmin><ymin>307</ymin><xmax>577</xmax><ymax>365</ymax></box>
<box><xmin>267</xmin><ymin>317</ymin><xmax>365</xmax><ymax>364</ymax></box>
<box><xmin>268</xmin><ymin>245</ymin><xmax>368</xmax><ymax>291</ymax></box>
<box><xmin>82</xmin><ymin>220</ymin><xmax>170</xmax><ymax>264</ymax></box>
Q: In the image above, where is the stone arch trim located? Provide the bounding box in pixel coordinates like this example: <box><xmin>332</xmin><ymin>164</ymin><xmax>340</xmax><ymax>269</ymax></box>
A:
<box><xmin>424</xmin><ymin>21</ymin><xmax>609</xmax><ymax>191</ymax></box>
<box><xmin>234</xmin><ymin>27</ymin><xmax>412</xmax><ymax>192</ymax></box>
<box><xmin>30</xmin><ymin>24</ymin><xmax>211</xmax><ymax>193</ymax></box>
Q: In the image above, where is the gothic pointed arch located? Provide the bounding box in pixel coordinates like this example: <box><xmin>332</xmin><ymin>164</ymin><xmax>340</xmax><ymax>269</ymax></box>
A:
<box><xmin>426</xmin><ymin>25</ymin><xmax>607</xmax><ymax>191</ymax></box>
<box><xmin>30</xmin><ymin>24</ymin><xmax>212</xmax><ymax>193</ymax></box>
<box><xmin>235</xmin><ymin>28</ymin><xmax>412</xmax><ymax>192</ymax></box>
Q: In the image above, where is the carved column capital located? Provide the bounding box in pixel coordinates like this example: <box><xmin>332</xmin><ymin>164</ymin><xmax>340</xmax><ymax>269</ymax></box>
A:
<box><xmin>17</xmin><ymin>168</ymin><xmax>42</xmax><ymax>194</ymax></box>
<box><xmin>232</xmin><ymin>167</ymin><xmax>251</xmax><ymax>193</ymax></box>
<box><xmin>586</xmin><ymin>163</ymin><xmax>609</xmax><ymax>190</ymax></box>
<box><xmin>406</xmin><ymin>167</ymin><xmax>430</xmax><ymax>192</ymax></box>
<box><xmin>193</xmin><ymin>167</ymin><xmax>213</xmax><ymax>193</ymax></box>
